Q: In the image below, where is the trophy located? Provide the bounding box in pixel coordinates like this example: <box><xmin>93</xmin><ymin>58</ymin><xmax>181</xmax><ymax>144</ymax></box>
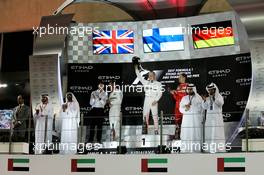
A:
<box><xmin>132</xmin><ymin>56</ymin><xmax>144</xmax><ymax>72</ymax></box>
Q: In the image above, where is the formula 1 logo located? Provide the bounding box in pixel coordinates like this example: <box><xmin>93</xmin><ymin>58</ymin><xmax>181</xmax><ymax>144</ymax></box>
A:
<box><xmin>132</xmin><ymin>70</ymin><xmax>163</xmax><ymax>84</ymax></box>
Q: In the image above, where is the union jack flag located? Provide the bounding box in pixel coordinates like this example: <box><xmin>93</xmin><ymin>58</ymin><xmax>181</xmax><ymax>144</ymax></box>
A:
<box><xmin>93</xmin><ymin>30</ymin><xmax>134</xmax><ymax>54</ymax></box>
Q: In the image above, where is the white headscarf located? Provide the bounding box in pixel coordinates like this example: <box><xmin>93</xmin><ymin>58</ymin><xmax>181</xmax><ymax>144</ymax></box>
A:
<box><xmin>206</xmin><ymin>82</ymin><xmax>220</xmax><ymax>95</ymax></box>
<box><xmin>187</xmin><ymin>83</ymin><xmax>198</xmax><ymax>95</ymax></box>
<box><xmin>66</xmin><ymin>92</ymin><xmax>77</xmax><ymax>103</ymax></box>
<box><xmin>41</xmin><ymin>94</ymin><xmax>49</xmax><ymax>102</ymax></box>
<box><xmin>65</xmin><ymin>92</ymin><xmax>80</xmax><ymax>110</ymax></box>
<box><xmin>35</xmin><ymin>94</ymin><xmax>49</xmax><ymax>110</ymax></box>
<box><xmin>65</xmin><ymin>92</ymin><xmax>80</xmax><ymax>124</ymax></box>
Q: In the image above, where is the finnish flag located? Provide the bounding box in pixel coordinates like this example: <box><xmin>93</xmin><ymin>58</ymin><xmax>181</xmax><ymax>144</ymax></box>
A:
<box><xmin>143</xmin><ymin>27</ymin><xmax>184</xmax><ymax>52</ymax></box>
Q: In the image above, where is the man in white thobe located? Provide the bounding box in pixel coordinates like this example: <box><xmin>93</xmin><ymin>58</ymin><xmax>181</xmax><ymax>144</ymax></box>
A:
<box><xmin>108</xmin><ymin>81</ymin><xmax>123</xmax><ymax>141</ymax></box>
<box><xmin>179</xmin><ymin>84</ymin><xmax>203</xmax><ymax>153</ymax></box>
<box><xmin>202</xmin><ymin>83</ymin><xmax>225</xmax><ymax>153</ymax></box>
<box><xmin>33</xmin><ymin>94</ymin><xmax>54</xmax><ymax>154</ymax></box>
<box><xmin>59</xmin><ymin>92</ymin><xmax>80</xmax><ymax>154</ymax></box>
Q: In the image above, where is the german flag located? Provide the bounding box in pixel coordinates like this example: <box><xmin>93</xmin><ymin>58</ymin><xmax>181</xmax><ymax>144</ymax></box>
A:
<box><xmin>141</xmin><ymin>158</ymin><xmax>168</xmax><ymax>173</ymax></box>
<box><xmin>71</xmin><ymin>159</ymin><xmax>95</xmax><ymax>172</ymax></box>
<box><xmin>192</xmin><ymin>21</ymin><xmax>235</xmax><ymax>49</ymax></box>
<box><xmin>8</xmin><ymin>158</ymin><xmax>29</xmax><ymax>171</ymax></box>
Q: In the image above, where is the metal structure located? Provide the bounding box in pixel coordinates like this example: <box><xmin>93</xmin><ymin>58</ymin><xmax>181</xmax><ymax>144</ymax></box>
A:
<box><xmin>26</xmin><ymin>0</ymin><xmax>264</xmax><ymax>152</ymax></box>
<box><xmin>54</xmin><ymin>0</ymin><xmax>207</xmax><ymax>20</ymax></box>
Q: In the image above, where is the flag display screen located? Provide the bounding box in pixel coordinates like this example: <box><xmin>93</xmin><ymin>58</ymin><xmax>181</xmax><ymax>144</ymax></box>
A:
<box><xmin>93</xmin><ymin>30</ymin><xmax>134</xmax><ymax>54</ymax></box>
<box><xmin>143</xmin><ymin>27</ymin><xmax>184</xmax><ymax>52</ymax></box>
<box><xmin>66</xmin><ymin>12</ymin><xmax>249</xmax><ymax>151</ymax></box>
<box><xmin>0</xmin><ymin>110</ymin><xmax>13</xmax><ymax>129</ymax></box>
<box><xmin>192</xmin><ymin>21</ymin><xmax>235</xmax><ymax>49</ymax></box>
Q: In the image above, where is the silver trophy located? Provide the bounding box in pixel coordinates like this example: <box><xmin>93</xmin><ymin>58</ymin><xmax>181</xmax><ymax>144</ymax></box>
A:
<box><xmin>132</xmin><ymin>56</ymin><xmax>144</xmax><ymax>72</ymax></box>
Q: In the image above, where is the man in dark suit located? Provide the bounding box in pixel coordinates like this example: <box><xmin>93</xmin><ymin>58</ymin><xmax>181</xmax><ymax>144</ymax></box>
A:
<box><xmin>12</xmin><ymin>95</ymin><xmax>30</xmax><ymax>141</ymax></box>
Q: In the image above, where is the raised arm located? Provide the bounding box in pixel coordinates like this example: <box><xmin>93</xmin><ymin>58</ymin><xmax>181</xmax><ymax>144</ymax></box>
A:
<box><xmin>89</xmin><ymin>91</ymin><xmax>95</xmax><ymax>106</ymax></box>
<box><xmin>135</xmin><ymin>66</ymin><xmax>148</xmax><ymax>85</ymax></box>
<box><xmin>214</xmin><ymin>94</ymin><xmax>224</xmax><ymax>107</ymax></box>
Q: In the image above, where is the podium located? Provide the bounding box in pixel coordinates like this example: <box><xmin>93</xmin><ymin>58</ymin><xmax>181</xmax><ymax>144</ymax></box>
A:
<box><xmin>123</xmin><ymin>135</ymin><xmax>170</xmax><ymax>148</ymax></box>
<box><xmin>0</xmin><ymin>142</ymin><xmax>29</xmax><ymax>154</ymax></box>
<box><xmin>103</xmin><ymin>141</ymin><xmax>119</xmax><ymax>148</ymax></box>
<box><xmin>239</xmin><ymin>126</ymin><xmax>264</xmax><ymax>151</ymax></box>
<box><xmin>102</xmin><ymin>125</ymin><xmax>175</xmax><ymax>149</ymax></box>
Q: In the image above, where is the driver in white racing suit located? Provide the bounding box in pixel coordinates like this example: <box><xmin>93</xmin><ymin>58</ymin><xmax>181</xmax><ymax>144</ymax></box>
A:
<box><xmin>108</xmin><ymin>81</ymin><xmax>123</xmax><ymax>140</ymax></box>
<box><xmin>134</xmin><ymin>65</ymin><xmax>163</xmax><ymax>135</ymax></box>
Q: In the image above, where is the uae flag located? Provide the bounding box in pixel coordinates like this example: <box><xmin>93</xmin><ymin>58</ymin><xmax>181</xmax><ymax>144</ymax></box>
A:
<box><xmin>217</xmin><ymin>157</ymin><xmax>245</xmax><ymax>172</ymax></box>
<box><xmin>71</xmin><ymin>159</ymin><xmax>95</xmax><ymax>172</ymax></box>
<box><xmin>8</xmin><ymin>158</ymin><xmax>29</xmax><ymax>171</ymax></box>
<box><xmin>141</xmin><ymin>158</ymin><xmax>168</xmax><ymax>173</ymax></box>
<box><xmin>192</xmin><ymin>21</ymin><xmax>235</xmax><ymax>49</ymax></box>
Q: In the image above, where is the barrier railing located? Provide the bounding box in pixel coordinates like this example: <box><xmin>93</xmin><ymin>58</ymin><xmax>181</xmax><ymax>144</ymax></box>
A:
<box><xmin>1</xmin><ymin>109</ymin><xmax>264</xmax><ymax>154</ymax></box>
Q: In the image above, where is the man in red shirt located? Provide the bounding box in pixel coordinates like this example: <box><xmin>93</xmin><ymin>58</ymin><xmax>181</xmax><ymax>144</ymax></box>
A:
<box><xmin>170</xmin><ymin>73</ymin><xmax>188</xmax><ymax>140</ymax></box>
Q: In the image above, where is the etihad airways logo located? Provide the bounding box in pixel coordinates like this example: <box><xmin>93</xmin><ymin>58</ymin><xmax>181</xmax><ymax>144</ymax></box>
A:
<box><xmin>125</xmin><ymin>107</ymin><xmax>143</xmax><ymax>111</ymax></box>
<box><xmin>71</xmin><ymin>65</ymin><xmax>94</xmax><ymax>70</ymax></box>
<box><xmin>80</xmin><ymin>107</ymin><xmax>92</xmax><ymax>112</ymax></box>
<box><xmin>220</xmin><ymin>91</ymin><xmax>231</xmax><ymax>98</ymax></box>
<box><xmin>125</xmin><ymin>106</ymin><xmax>143</xmax><ymax>114</ymax></box>
<box><xmin>98</xmin><ymin>76</ymin><xmax>121</xmax><ymax>80</ymax></box>
<box><xmin>70</xmin><ymin>65</ymin><xmax>94</xmax><ymax>73</ymax></box>
<box><xmin>70</xmin><ymin>86</ymin><xmax>93</xmax><ymax>91</ymax></box>
<box><xmin>236</xmin><ymin>78</ymin><xmax>251</xmax><ymax>86</ymax></box>
<box><xmin>236</xmin><ymin>101</ymin><xmax>247</xmax><ymax>109</ymax></box>
<box><xmin>208</xmin><ymin>69</ymin><xmax>231</xmax><ymax>77</ymax></box>
<box><xmin>235</xmin><ymin>55</ymin><xmax>251</xmax><ymax>63</ymax></box>
<box><xmin>223</xmin><ymin>113</ymin><xmax>232</xmax><ymax>119</ymax></box>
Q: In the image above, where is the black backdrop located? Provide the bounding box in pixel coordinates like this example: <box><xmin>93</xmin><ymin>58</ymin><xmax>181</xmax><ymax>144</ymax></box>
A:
<box><xmin>68</xmin><ymin>53</ymin><xmax>251</xmax><ymax>125</ymax></box>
